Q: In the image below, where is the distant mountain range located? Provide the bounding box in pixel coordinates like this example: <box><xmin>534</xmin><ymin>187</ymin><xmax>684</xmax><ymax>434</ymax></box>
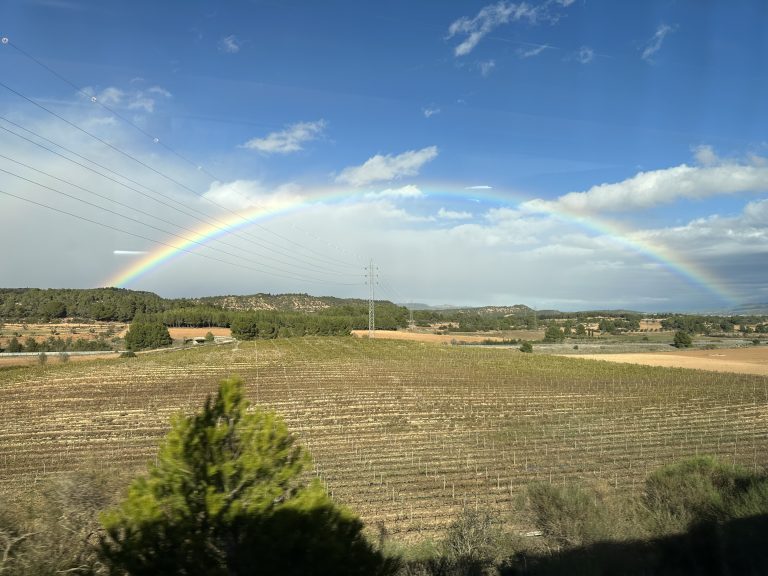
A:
<box><xmin>401</xmin><ymin>303</ymin><xmax>534</xmax><ymax>315</ymax></box>
<box><xmin>729</xmin><ymin>303</ymin><xmax>768</xmax><ymax>315</ymax></box>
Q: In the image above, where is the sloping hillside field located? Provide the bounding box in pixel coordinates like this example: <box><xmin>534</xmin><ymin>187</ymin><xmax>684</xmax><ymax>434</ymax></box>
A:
<box><xmin>1</xmin><ymin>337</ymin><xmax>766</xmax><ymax>540</ymax></box>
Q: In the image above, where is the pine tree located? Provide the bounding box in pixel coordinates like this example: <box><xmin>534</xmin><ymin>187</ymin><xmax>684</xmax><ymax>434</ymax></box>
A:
<box><xmin>99</xmin><ymin>377</ymin><xmax>394</xmax><ymax>576</ymax></box>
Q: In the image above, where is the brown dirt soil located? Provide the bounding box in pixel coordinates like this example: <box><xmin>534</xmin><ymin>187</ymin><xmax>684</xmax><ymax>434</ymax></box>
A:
<box><xmin>0</xmin><ymin>353</ymin><xmax>117</xmax><ymax>368</ymax></box>
<box><xmin>639</xmin><ymin>319</ymin><xmax>664</xmax><ymax>331</ymax></box>
<box><xmin>351</xmin><ymin>329</ymin><xmax>542</xmax><ymax>344</ymax></box>
<box><xmin>166</xmin><ymin>327</ymin><xmax>232</xmax><ymax>339</ymax></box>
<box><xmin>572</xmin><ymin>346</ymin><xmax>768</xmax><ymax>376</ymax></box>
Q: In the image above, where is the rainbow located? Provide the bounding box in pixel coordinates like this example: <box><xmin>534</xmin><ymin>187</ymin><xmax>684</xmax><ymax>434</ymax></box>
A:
<box><xmin>104</xmin><ymin>184</ymin><xmax>737</xmax><ymax>306</ymax></box>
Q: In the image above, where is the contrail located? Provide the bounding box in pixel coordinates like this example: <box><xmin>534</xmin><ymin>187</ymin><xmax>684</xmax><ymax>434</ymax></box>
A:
<box><xmin>113</xmin><ymin>250</ymin><xmax>148</xmax><ymax>255</ymax></box>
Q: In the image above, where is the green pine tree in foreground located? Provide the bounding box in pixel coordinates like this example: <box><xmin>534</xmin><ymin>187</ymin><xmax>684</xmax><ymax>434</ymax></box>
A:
<box><xmin>99</xmin><ymin>377</ymin><xmax>395</xmax><ymax>576</ymax></box>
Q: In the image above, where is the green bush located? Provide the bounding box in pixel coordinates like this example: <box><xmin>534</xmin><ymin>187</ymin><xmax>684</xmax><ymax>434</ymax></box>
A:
<box><xmin>672</xmin><ymin>330</ymin><xmax>693</xmax><ymax>348</ymax></box>
<box><xmin>124</xmin><ymin>321</ymin><xmax>172</xmax><ymax>351</ymax></box>
<box><xmin>643</xmin><ymin>456</ymin><xmax>768</xmax><ymax>535</ymax></box>
<box><xmin>527</xmin><ymin>483</ymin><xmax>612</xmax><ymax>548</ymax></box>
<box><xmin>519</xmin><ymin>341</ymin><xmax>533</xmax><ymax>353</ymax></box>
<box><xmin>99</xmin><ymin>377</ymin><xmax>395</xmax><ymax>576</ymax></box>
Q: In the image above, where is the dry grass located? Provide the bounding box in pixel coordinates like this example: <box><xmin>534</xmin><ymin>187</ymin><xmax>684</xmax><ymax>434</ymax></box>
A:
<box><xmin>0</xmin><ymin>353</ymin><xmax>117</xmax><ymax>368</ymax></box>
<box><xmin>573</xmin><ymin>346</ymin><xmax>768</xmax><ymax>376</ymax></box>
<box><xmin>351</xmin><ymin>329</ymin><xmax>543</xmax><ymax>344</ymax></box>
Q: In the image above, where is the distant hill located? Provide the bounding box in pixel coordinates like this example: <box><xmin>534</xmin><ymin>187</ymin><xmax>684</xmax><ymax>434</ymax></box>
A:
<box><xmin>400</xmin><ymin>302</ymin><xmax>463</xmax><ymax>311</ymax></box>
<box><xmin>403</xmin><ymin>304</ymin><xmax>534</xmax><ymax>316</ymax></box>
<box><xmin>0</xmin><ymin>288</ymin><xmax>397</xmax><ymax>322</ymax></box>
<box><xmin>730</xmin><ymin>303</ymin><xmax>768</xmax><ymax>315</ymax></box>
<box><xmin>195</xmin><ymin>293</ymin><xmax>334</xmax><ymax>313</ymax></box>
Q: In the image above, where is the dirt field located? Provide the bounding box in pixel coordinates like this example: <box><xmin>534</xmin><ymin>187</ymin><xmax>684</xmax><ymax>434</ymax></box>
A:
<box><xmin>0</xmin><ymin>353</ymin><xmax>118</xmax><ymax>368</ymax></box>
<box><xmin>639</xmin><ymin>319</ymin><xmax>664</xmax><ymax>331</ymax></box>
<box><xmin>572</xmin><ymin>346</ymin><xmax>768</xmax><ymax>376</ymax></box>
<box><xmin>167</xmin><ymin>327</ymin><xmax>232</xmax><ymax>340</ymax></box>
<box><xmin>352</xmin><ymin>329</ymin><xmax>542</xmax><ymax>344</ymax></box>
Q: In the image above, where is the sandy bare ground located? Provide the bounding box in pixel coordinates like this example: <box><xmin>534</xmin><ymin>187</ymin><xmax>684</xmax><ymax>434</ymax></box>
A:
<box><xmin>351</xmin><ymin>330</ymin><xmax>541</xmax><ymax>344</ymax></box>
<box><xmin>0</xmin><ymin>353</ymin><xmax>118</xmax><ymax>368</ymax></box>
<box><xmin>570</xmin><ymin>347</ymin><xmax>768</xmax><ymax>376</ymax></box>
<box><xmin>167</xmin><ymin>327</ymin><xmax>232</xmax><ymax>340</ymax></box>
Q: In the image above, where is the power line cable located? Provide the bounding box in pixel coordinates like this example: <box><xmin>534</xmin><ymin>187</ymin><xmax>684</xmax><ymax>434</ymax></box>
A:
<box><xmin>0</xmin><ymin>117</ymin><xmax>357</xmax><ymax>274</ymax></box>
<box><xmin>0</xmin><ymin>49</ymin><xmax>361</xmax><ymax>269</ymax></box>
<box><xmin>0</xmin><ymin>80</ymin><xmax>359</xmax><ymax>271</ymax></box>
<box><xmin>0</xmin><ymin>163</ymin><xmax>359</xmax><ymax>283</ymax></box>
<box><xmin>0</xmin><ymin>151</ymin><xmax>359</xmax><ymax>278</ymax></box>
<box><xmin>0</xmin><ymin>186</ymin><xmax>363</xmax><ymax>286</ymax></box>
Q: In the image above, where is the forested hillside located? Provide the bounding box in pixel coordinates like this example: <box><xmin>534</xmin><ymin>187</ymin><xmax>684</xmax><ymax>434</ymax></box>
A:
<box><xmin>0</xmin><ymin>288</ymin><xmax>408</xmax><ymax>333</ymax></box>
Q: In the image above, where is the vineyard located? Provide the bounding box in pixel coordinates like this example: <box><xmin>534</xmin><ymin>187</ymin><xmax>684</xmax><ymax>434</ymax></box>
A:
<box><xmin>1</xmin><ymin>337</ymin><xmax>767</xmax><ymax>542</ymax></box>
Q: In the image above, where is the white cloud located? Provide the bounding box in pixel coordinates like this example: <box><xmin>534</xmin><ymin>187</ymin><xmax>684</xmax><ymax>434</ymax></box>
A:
<box><xmin>479</xmin><ymin>60</ymin><xmax>496</xmax><ymax>76</ymax></box>
<box><xmin>575</xmin><ymin>46</ymin><xmax>594</xmax><ymax>64</ymax></box>
<box><xmin>447</xmin><ymin>2</ymin><xmax>539</xmax><ymax>57</ymax></box>
<box><xmin>127</xmin><ymin>97</ymin><xmax>156</xmax><ymax>113</ymax></box>
<box><xmin>96</xmin><ymin>87</ymin><xmax>124</xmax><ymax>105</ymax></box>
<box><xmin>447</xmin><ymin>1</ymin><xmax>575</xmax><ymax>57</ymax></box>
<box><xmin>437</xmin><ymin>207</ymin><xmax>473</xmax><ymax>220</ymax></box>
<box><xmin>219</xmin><ymin>34</ymin><xmax>241</xmax><ymax>54</ymax></box>
<box><xmin>147</xmin><ymin>86</ymin><xmax>172</xmax><ymax>98</ymax></box>
<box><xmin>523</xmin><ymin>152</ymin><xmax>768</xmax><ymax>214</ymax></box>
<box><xmin>241</xmin><ymin>120</ymin><xmax>326</xmax><ymax>154</ymax></box>
<box><xmin>203</xmin><ymin>180</ymin><xmax>304</xmax><ymax>211</ymax></box>
<box><xmin>336</xmin><ymin>146</ymin><xmax>439</xmax><ymax>186</ymax></box>
<box><xmin>517</xmin><ymin>44</ymin><xmax>549</xmax><ymax>59</ymax></box>
<box><xmin>642</xmin><ymin>24</ymin><xmax>674</xmax><ymax>62</ymax></box>
<box><xmin>82</xmin><ymin>84</ymin><xmax>171</xmax><ymax>114</ymax></box>
<box><xmin>422</xmin><ymin>106</ymin><xmax>441</xmax><ymax>118</ymax></box>
<box><xmin>693</xmin><ymin>144</ymin><xmax>719</xmax><ymax>166</ymax></box>
<box><xmin>466</xmin><ymin>185</ymin><xmax>493</xmax><ymax>190</ymax></box>
<box><xmin>365</xmin><ymin>185</ymin><xmax>424</xmax><ymax>200</ymax></box>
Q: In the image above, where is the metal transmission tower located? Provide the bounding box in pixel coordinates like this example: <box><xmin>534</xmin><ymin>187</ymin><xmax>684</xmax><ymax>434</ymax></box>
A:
<box><xmin>366</xmin><ymin>259</ymin><xmax>377</xmax><ymax>338</ymax></box>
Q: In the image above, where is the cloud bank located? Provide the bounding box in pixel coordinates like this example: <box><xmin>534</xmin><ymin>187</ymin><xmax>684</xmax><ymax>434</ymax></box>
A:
<box><xmin>523</xmin><ymin>152</ymin><xmax>768</xmax><ymax>214</ymax></box>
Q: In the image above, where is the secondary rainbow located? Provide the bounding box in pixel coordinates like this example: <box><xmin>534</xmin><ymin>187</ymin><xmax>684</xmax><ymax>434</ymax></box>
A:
<box><xmin>104</xmin><ymin>184</ymin><xmax>737</xmax><ymax>306</ymax></box>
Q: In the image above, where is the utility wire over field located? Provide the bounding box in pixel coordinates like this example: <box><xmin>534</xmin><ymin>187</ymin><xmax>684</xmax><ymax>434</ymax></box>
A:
<box><xmin>0</xmin><ymin>41</ymin><xmax>379</xmax><ymax>290</ymax></box>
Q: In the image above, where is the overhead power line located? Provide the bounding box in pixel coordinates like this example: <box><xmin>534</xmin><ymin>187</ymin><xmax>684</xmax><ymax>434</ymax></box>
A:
<box><xmin>0</xmin><ymin>186</ymin><xmax>364</xmax><ymax>286</ymax></box>
<box><xmin>1</xmin><ymin>39</ymin><xmax>364</xmax><ymax>268</ymax></box>
<box><xmin>0</xmin><ymin>117</ymin><xmax>356</xmax><ymax>275</ymax></box>
<box><xmin>0</xmin><ymin>162</ymin><xmax>359</xmax><ymax>282</ymax></box>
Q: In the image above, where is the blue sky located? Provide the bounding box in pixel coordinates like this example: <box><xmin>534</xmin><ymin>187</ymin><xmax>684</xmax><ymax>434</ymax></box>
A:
<box><xmin>1</xmin><ymin>0</ymin><xmax>767</xmax><ymax>311</ymax></box>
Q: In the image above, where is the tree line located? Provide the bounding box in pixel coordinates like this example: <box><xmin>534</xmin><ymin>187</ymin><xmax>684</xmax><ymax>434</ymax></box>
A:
<box><xmin>0</xmin><ymin>289</ymin><xmax>410</xmax><ymax>333</ymax></box>
<box><xmin>1</xmin><ymin>335</ymin><xmax>112</xmax><ymax>353</ymax></box>
<box><xmin>661</xmin><ymin>314</ymin><xmax>768</xmax><ymax>334</ymax></box>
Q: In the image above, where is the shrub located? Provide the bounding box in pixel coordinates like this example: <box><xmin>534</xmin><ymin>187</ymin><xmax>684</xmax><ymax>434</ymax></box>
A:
<box><xmin>643</xmin><ymin>456</ymin><xmax>768</xmax><ymax>535</ymax></box>
<box><xmin>672</xmin><ymin>331</ymin><xmax>693</xmax><ymax>348</ymax></box>
<box><xmin>527</xmin><ymin>483</ymin><xmax>611</xmax><ymax>548</ymax></box>
<box><xmin>519</xmin><ymin>341</ymin><xmax>533</xmax><ymax>353</ymax></box>
<box><xmin>99</xmin><ymin>377</ymin><xmax>395</xmax><ymax>576</ymax></box>
<box><xmin>124</xmin><ymin>321</ymin><xmax>172</xmax><ymax>351</ymax></box>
